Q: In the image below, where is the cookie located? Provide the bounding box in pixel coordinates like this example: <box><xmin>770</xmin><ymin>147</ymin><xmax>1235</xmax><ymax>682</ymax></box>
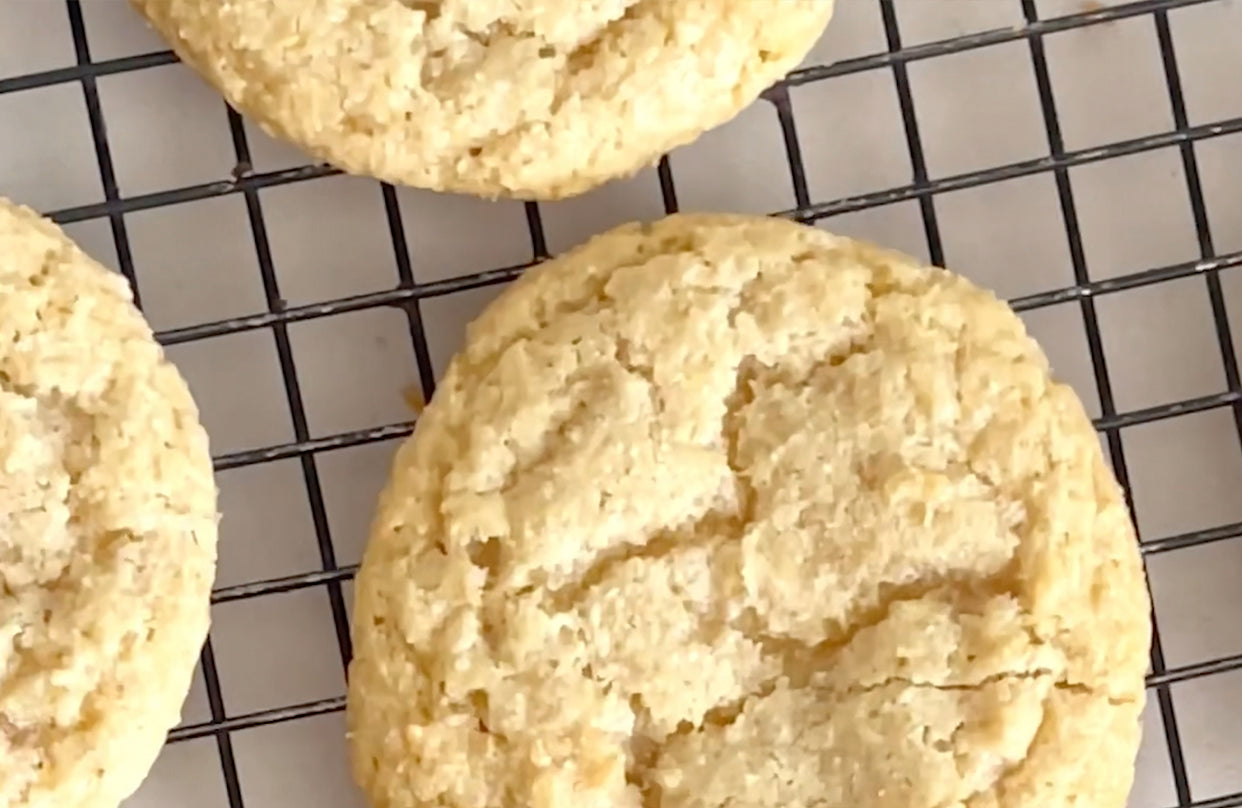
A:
<box><xmin>346</xmin><ymin>213</ymin><xmax>1151</xmax><ymax>808</ymax></box>
<box><xmin>0</xmin><ymin>199</ymin><xmax>218</xmax><ymax>808</ymax></box>
<box><xmin>128</xmin><ymin>0</ymin><xmax>834</xmax><ymax>200</ymax></box>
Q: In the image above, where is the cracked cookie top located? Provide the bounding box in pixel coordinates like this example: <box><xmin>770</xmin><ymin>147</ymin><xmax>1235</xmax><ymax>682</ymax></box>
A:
<box><xmin>127</xmin><ymin>0</ymin><xmax>834</xmax><ymax>199</ymax></box>
<box><xmin>346</xmin><ymin>213</ymin><xmax>1151</xmax><ymax>808</ymax></box>
<box><xmin>0</xmin><ymin>199</ymin><xmax>218</xmax><ymax>808</ymax></box>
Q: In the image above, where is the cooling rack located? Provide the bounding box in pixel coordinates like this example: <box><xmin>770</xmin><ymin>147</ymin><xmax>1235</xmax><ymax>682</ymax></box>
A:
<box><xmin>1</xmin><ymin>1</ymin><xmax>1241</xmax><ymax>806</ymax></box>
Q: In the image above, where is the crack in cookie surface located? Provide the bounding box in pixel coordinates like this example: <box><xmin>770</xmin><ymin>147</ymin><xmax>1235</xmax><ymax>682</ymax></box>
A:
<box><xmin>346</xmin><ymin>214</ymin><xmax>1151</xmax><ymax>808</ymax></box>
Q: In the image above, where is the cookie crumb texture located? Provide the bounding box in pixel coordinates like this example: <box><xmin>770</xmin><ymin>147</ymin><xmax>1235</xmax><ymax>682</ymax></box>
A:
<box><xmin>347</xmin><ymin>214</ymin><xmax>1151</xmax><ymax>808</ymax></box>
<box><xmin>127</xmin><ymin>0</ymin><xmax>834</xmax><ymax>199</ymax></box>
<box><xmin>0</xmin><ymin>200</ymin><xmax>218</xmax><ymax>808</ymax></box>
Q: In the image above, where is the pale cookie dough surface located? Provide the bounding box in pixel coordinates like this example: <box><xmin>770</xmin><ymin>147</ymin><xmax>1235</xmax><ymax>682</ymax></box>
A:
<box><xmin>128</xmin><ymin>0</ymin><xmax>834</xmax><ymax>199</ymax></box>
<box><xmin>347</xmin><ymin>213</ymin><xmax>1151</xmax><ymax>808</ymax></box>
<box><xmin>0</xmin><ymin>199</ymin><xmax>218</xmax><ymax>808</ymax></box>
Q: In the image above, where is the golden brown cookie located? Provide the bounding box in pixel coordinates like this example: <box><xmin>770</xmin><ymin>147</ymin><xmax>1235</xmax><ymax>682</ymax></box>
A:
<box><xmin>128</xmin><ymin>0</ymin><xmax>834</xmax><ymax>199</ymax></box>
<box><xmin>0</xmin><ymin>198</ymin><xmax>218</xmax><ymax>808</ymax></box>
<box><xmin>347</xmin><ymin>213</ymin><xmax>1150</xmax><ymax>808</ymax></box>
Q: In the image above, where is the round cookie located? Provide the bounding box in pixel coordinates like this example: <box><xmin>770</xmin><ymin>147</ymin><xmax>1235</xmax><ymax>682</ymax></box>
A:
<box><xmin>0</xmin><ymin>199</ymin><xmax>218</xmax><ymax>808</ymax></box>
<box><xmin>128</xmin><ymin>0</ymin><xmax>834</xmax><ymax>200</ymax></box>
<box><xmin>346</xmin><ymin>213</ymin><xmax>1151</xmax><ymax>808</ymax></box>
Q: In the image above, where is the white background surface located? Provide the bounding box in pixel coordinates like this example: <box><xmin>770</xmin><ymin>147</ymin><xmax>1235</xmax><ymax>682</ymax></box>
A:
<box><xmin>2</xmin><ymin>1</ymin><xmax>1242</xmax><ymax>807</ymax></box>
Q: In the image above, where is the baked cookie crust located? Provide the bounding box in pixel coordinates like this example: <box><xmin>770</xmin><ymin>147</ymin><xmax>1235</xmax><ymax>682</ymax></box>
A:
<box><xmin>128</xmin><ymin>0</ymin><xmax>834</xmax><ymax>199</ymax></box>
<box><xmin>0</xmin><ymin>199</ymin><xmax>218</xmax><ymax>808</ymax></box>
<box><xmin>347</xmin><ymin>213</ymin><xmax>1150</xmax><ymax>808</ymax></box>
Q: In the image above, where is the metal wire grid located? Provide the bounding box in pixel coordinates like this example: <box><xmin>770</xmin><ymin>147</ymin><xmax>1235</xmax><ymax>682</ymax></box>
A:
<box><xmin>2</xmin><ymin>0</ymin><xmax>1241</xmax><ymax>805</ymax></box>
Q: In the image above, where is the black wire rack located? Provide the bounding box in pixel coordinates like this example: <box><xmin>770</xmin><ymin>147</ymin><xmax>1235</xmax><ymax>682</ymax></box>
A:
<box><xmin>3</xmin><ymin>1</ymin><xmax>1242</xmax><ymax>807</ymax></box>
